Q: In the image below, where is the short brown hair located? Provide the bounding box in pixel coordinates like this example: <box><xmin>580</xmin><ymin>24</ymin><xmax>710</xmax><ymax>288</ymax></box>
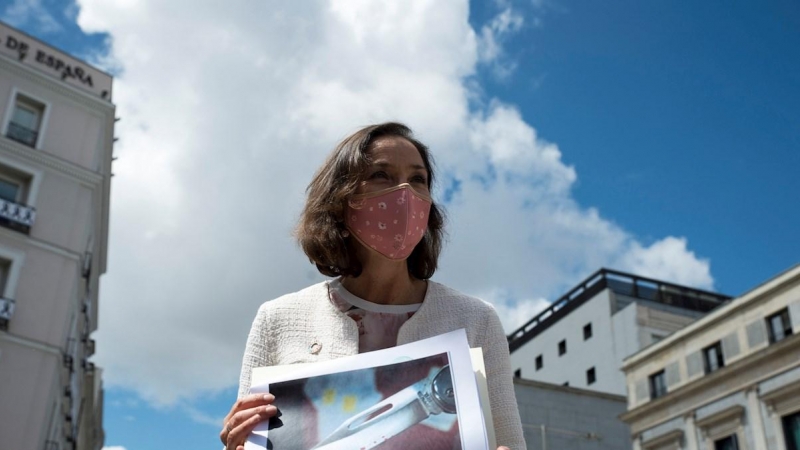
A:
<box><xmin>296</xmin><ymin>122</ymin><xmax>445</xmax><ymax>279</ymax></box>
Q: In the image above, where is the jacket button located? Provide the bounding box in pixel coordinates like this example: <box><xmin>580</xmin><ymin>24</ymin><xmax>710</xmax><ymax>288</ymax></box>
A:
<box><xmin>310</xmin><ymin>342</ymin><xmax>322</xmax><ymax>354</ymax></box>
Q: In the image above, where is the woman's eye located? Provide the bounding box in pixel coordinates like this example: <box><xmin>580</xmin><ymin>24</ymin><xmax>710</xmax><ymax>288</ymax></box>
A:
<box><xmin>411</xmin><ymin>175</ymin><xmax>428</xmax><ymax>184</ymax></box>
<box><xmin>369</xmin><ymin>171</ymin><xmax>389</xmax><ymax>180</ymax></box>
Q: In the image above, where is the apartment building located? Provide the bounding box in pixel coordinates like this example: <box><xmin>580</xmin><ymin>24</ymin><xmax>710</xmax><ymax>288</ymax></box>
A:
<box><xmin>0</xmin><ymin>22</ymin><xmax>114</xmax><ymax>450</ymax></box>
<box><xmin>508</xmin><ymin>268</ymin><xmax>731</xmax><ymax>396</ymax></box>
<box><xmin>620</xmin><ymin>264</ymin><xmax>800</xmax><ymax>450</ymax></box>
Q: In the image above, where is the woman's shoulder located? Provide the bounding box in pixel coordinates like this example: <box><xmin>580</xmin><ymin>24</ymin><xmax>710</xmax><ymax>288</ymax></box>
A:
<box><xmin>254</xmin><ymin>280</ymin><xmax>331</xmax><ymax>316</ymax></box>
<box><xmin>426</xmin><ymin>280</ymin><xmax>496</xmax><ymax>314</ymax></box>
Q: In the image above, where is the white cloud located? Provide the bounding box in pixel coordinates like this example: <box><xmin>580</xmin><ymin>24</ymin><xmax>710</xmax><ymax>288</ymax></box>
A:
<box><xmin>2</xmin><ymin>0</ymin><xmax>62</xmax><ymax>33</ymax></box>
<box><xmin>102</xmin><ymin>446</ymin><xmax>127</xmax><ymax>450</ymax></box>
<box><xmin>617</xmin><ymin>236</ymin><xmax>713</xmax><ymax>289</ymax></box>
<box><xmin>477</xmin><ymin>7</ymin><xmax>524</xmax><ymax>78</ymax></box>
<box><xmin>73</xmin><ymin>0</ymin><xmax>714</xmax><ymax>406</ymax></box>
<box><xmin>478</xmin><ymin>287</ymin><xmax>551</xmax><ymax>332</ymax></box>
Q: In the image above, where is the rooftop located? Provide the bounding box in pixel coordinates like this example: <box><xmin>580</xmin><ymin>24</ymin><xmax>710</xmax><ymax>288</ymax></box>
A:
<box><xmin>0</xmin><ymin>21</ymin><xmax>113</xmax><ymax>100</ymax></box>
<box><xmin>507</xmin><ymin>268</ymin><xmax>732</xmax><ymax>353</ymax></box>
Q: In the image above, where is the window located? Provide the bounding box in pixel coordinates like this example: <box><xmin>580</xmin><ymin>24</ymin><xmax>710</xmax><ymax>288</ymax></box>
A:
<box><xmin>767</xmin><ymin>309</ymin><xmax>793</xmax><ymax>344</ymax></box>
<box><xmin>586</xmin><ymin>367</ymin><xmax>596</xmax><ymax>385</ymax></box>
<box><xmin>5</xmin><ymin>94</ymin><xmax>44</xmax><ymax>148</ymax></box>
<box><xmin>651</xmin><ymin>333</ymin><xmax>665</xmax><ymax>344</ymax></box>
<box><xmin>513</xmin><ymin>368</ymin><xmax>521</xmax><ymax>378</ymax></box>
<box><xmin>0</xmin><ymin>178</ymin><xmax>20</xmax><ymax>202</ymax></box>
<box><xmin>714</xmin><ymin>434</ymin><xmax>739</xmax><ymax>450</ymax></box>
<box><xmin>703</xmin><ymin>341</ymin><xmax>725</xmax><ymax>374</ymax></box>
<box><xmin>649</xmin><ymin>370</ymin><xmax>667</xmax><ymax>399</ymax></box>
<box><xmin>583</xmin><ymin>323</ymin><xmax>593</xmax><ymax>340</ymax></box>
<box><xmin>0</xmin><ymin>258</ymin><xmax>9</xmax><ymax>294</ymax></box>
<box><xmin>562</xmin><ymin>381</ymin><xmax>569</xmax><ymax>387</ymax></box>
<box><xmin>535</xmin><ymin>354</ymin><xmax>543</xmax><ymax>370</ymax></box>
<box><xmin>784</xmin><ymin>411</ymin><xmax>800</xmax><ymax>450</ymax></box>
<box><xmin>558</xmin><ymin>339</ymin><xmax>567</xmax><ymax>356</ymax></box>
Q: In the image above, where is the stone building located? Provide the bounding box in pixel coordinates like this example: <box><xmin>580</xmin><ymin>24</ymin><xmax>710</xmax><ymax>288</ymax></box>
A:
<box><xmin>621</xmin><ymin>264</ymin><xmax>800</xmax><ymax>450</ymax></box>
<box><xmin>0</xmin><ymin>21</ymin><xmax>114</xmax><ymax>450</ymax></box>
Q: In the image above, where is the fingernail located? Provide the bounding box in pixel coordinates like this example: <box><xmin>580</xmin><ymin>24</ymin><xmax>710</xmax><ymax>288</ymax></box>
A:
<box><xmin>263</xmin><ymin>394</ymin><xmax>274</xmax><ymax>402</ymax></box>
<box><xmin>264</xmin><ymin>405</ymin><xmax>277</xmax><ymax>415</ymax></box>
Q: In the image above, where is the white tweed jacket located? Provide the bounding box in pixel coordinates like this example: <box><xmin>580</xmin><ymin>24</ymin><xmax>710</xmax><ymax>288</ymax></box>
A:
<box><xmin>237</xmin><ymin>279</ymin><xmax>526</xmax><ymax>449</ymax></box>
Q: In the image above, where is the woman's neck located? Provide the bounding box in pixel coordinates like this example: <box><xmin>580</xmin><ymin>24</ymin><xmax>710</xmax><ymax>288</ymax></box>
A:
<box><xmin>340</xmin><ymin>250</ymin><xmax>426</xmax><ymax>305</ymax></box>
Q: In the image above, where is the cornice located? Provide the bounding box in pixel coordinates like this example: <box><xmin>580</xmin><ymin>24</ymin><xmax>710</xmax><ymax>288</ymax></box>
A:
<box><xmin>641</xmin><ymin>429</ymin><xmax>682</xmax><ymax>450</ymax></box>
<box><xmin>0</xmin><ymin>224</ymin><xmax>81</xmax><ymax>261</ymax></box>
<box><xmin>513</xmin><ymin>377</ymin><xmax>628</xmax><ymax>402</ymax></box>
<box><xmin>0</xmin><ymin>138</ymin><xmax>104</xmax><ymax>186</ymax></box>
<box><xmin>0</xmin><ymin>328</ymin><xmax>62</xmax><ymax>356</ymax></box>
<box><xmin>0</xmin><ymin>55</ymin><xmax>115</xmax><ymax>113</ymax></box>
<box><xmin>695</xmin><ymin>404</ymin><xmax>744</xmax><ymax>429</ymax></box>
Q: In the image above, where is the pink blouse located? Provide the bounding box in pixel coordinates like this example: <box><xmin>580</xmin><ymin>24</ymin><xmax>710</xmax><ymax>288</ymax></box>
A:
<box><xmin>327</xmin><ymin>279</ymin><xmax>422</xmax><ymax>353</ymax></box>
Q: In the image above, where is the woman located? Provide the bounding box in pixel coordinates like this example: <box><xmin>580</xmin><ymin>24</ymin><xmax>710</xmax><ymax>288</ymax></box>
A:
<box><xmin>220</xmin><ymin>123</ymin><xmax>525</xmax><ymax>449</ymax></box>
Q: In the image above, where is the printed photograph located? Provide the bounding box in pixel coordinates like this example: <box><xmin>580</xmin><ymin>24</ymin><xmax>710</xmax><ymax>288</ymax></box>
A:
<box><xmin>265</xmin><ymin>352</ymin><xmax>462</xmax><ymax>450</ymax></box>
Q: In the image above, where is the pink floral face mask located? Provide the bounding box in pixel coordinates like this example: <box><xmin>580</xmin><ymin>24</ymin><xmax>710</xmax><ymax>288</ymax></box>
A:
<box><xmin>345</xmin><ymin>183</ymin><xmax>432</xmax><ymax>260</ymax></box>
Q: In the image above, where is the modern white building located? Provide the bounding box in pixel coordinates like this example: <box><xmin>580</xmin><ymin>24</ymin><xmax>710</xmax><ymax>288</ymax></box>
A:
<box><xmin>621</xmin><ymin>264</ymin><xmax>800</xmax><ymax>450</ymax></box>
<box><xmin>0</xmin><ymin>22</ymin><xmax>114</xmax><ymax>450</ymax></box>
<box><xmin>508</xmin><ymin>268</ymin><xmax>731</xmax><ymax>396</ymax></box>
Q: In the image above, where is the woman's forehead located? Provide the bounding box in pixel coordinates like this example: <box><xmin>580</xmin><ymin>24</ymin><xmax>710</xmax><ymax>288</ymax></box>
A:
<box><xmin>367</xmin><ymin>136</ymin><xmax>426</xmax><ymax>168</ymax></box>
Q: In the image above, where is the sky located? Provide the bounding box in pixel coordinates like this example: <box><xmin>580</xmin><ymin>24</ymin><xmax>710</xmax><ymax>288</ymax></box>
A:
<box><xmin>1</xmin><ymin>0</ymin><xmax>798</xmax><ymax>449</ymax></box>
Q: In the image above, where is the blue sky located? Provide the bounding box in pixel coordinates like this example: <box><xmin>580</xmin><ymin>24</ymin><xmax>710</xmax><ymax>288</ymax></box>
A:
<box><xmin>2</xmin><ymin>0</ymin><xmax>798</xmax><ymax>449</ymax></box>
<box><xmin>468</xmin><ymin>0</ymin><xmax>800</xmax><ymax>295</ymax></box>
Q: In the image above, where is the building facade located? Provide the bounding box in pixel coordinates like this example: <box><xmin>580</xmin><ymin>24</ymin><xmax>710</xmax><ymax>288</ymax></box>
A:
<box><xmin>621</xmin><ymin>264</ymin><xmax>800</xmax><ymax>450</ymax></box>
<box><xmin>514</xmin><ymin>377</ymin><xmax>631</xmax><ymax>449</ymax></box>
<box><xmin>0</xmin><ymin>22</ymin><xmax>114</xmax><ymax>450</ymax></box>
<box><xmin>508</xmin><ymin>268</ymin><xmax>730</xmax><ymax>396</ymax></box>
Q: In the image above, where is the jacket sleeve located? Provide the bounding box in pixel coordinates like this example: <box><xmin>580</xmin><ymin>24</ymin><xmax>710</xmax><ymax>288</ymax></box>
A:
<box><xmin>237</xmin><ymin>303</ymin><xmax>272</xmax><ymax>399</ymax></box>
<box><xmin>481</xmin><ymin>305</ymin><xmax>526</xmax><ymax>449</ymax></box>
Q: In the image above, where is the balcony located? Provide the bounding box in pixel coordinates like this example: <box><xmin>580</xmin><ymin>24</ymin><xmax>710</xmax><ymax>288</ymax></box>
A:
<box><xmin>84</xmin><ymin>338</ymin><xmax>96</xmax><ymax>356</ymax></box>
<box><xmin>0</xmin><ymin>297</ymin><xmax>15</xmax><ymax>331</ymax></box>
<box><xmin>63</xmin><ymin>337</ymin><xmax>77</xmax><ymax>372</ymax></box>
<box><xmin>44</xmin><ymin>440</ymin><xmax>60</xmax><ymax>450</ymax></box>
<box><xmin>5</xmin><ymin>121</ymin><xmax>38</xmax><ymax>147</ymax></box>
<box><xmin>0</xmin><ymin>196</ymin><xmax>36</xmax><ymax>233</ymax></box>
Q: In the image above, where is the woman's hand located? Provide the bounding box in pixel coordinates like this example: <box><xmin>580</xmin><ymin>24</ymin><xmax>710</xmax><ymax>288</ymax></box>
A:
<box><xmin>497</xmin><ymin>447</ymin><xmax>510</xmax><ymax>450</ymax></box>
<box><xmin>219</xmin><ymin>393</ymin><xmax>278</xmax><ymax>450</ymax></box>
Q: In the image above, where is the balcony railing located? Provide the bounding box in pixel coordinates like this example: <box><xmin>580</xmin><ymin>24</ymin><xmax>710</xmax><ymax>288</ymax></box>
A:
<box><xmin>0</xmin><ymin>297</ymin><xmax>15</xmax><ymax>331</ymax></box>
<box><xmin>0</xmin><ymin>196</ymin><xmax>36</xmax><ymax>233</ymax></box>
<box><xmin>44</xmin><ymin>440</ymin><xmax>60</xmax><ymax>450</ymax></box>
<box><xmin>6</xmin><ymin>121</ymin><xmax>38</xmax><ymax>147</ymax></box>
<box><xmin>84</xmin><ymin>338</ymin><xmax>96</xmax><ymax>356</ymax></box>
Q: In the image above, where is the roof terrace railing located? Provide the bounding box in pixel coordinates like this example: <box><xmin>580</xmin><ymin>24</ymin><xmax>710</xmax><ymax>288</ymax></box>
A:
<box><xmin>507</xmin><ymin>268</ymin><xmax>732</xmax><ymax>353</ymax></box>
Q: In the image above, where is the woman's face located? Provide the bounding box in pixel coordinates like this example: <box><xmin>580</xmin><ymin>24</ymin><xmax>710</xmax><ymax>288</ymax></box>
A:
<box><xmin>356</xmin><ymin>136</ymin><xmax>430</xmax><ymax>196</ymax></box>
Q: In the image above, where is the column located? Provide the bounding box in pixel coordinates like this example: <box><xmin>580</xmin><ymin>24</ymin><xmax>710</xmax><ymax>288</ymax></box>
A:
<box><xmin>684</xmin><ymin>413</ymin><xmax>700</xmax><ymax>450</ymax></box>
<box><xmin>747</xmin><ymin>387</ymin><xmax>769</xmax><ymax>450</ymax></box>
